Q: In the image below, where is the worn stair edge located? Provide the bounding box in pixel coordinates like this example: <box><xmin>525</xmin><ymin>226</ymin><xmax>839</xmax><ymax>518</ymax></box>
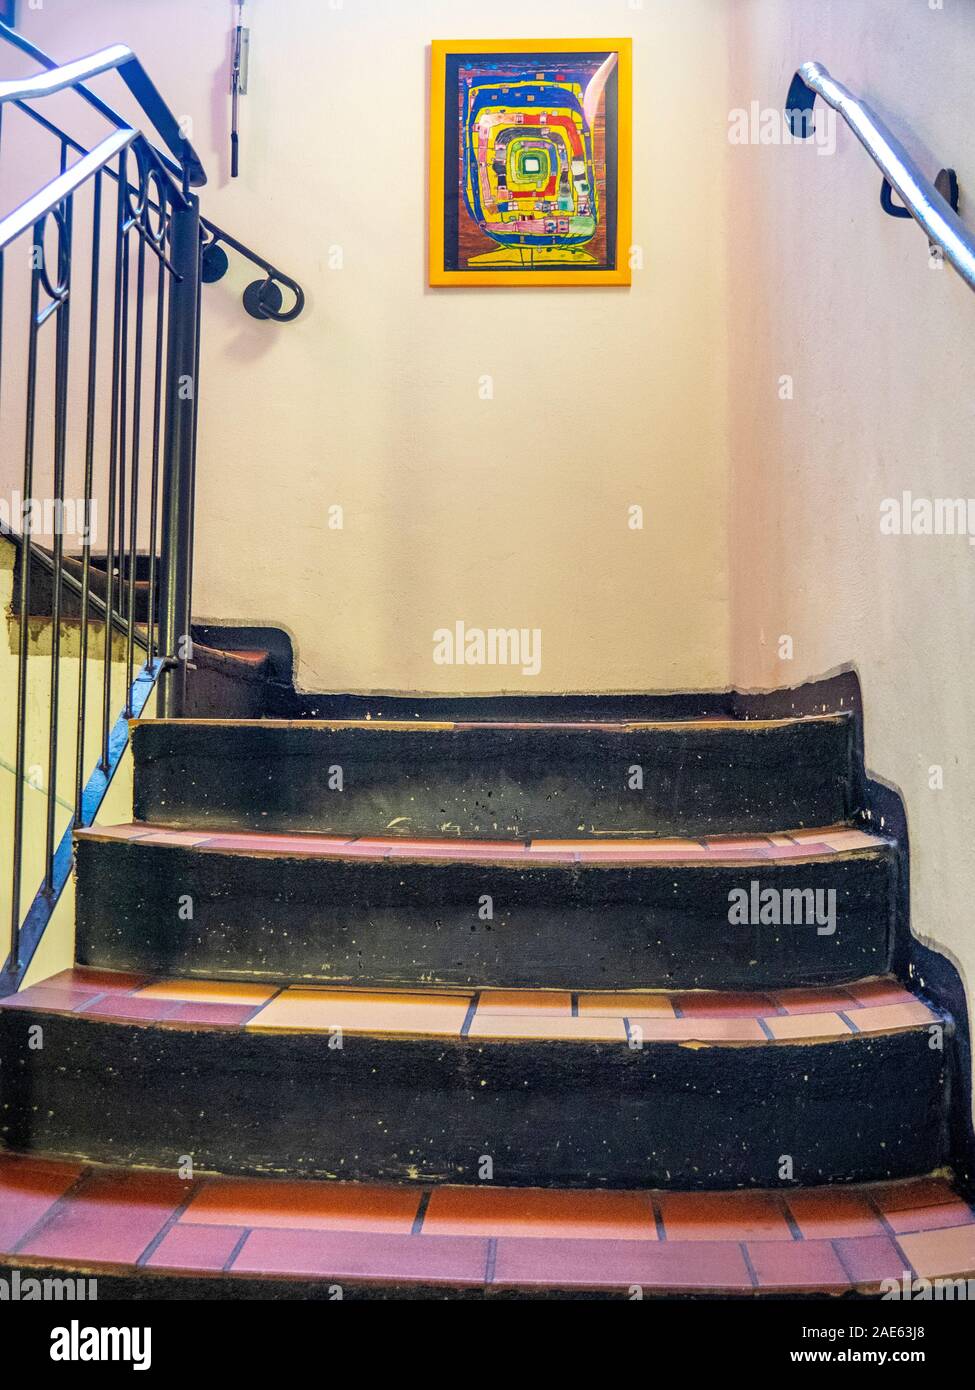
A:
<box><xmin>129</xmin><ymin>712</ymin><xmax>857</xmax><ymax>839</ymax></box>
<box><xmin>0</xmin><ymin>971</ymin><xmax>948</xmax><ymax>1189</ymax></box>
<box><xmin>1</xmin><ymin>1154</ymin><xmax>972</xmax><ymax>1298</ymax></box>
<box><xmin>73</xmin><ymin>824</ymin><xmax>895</xmax><ymax>991</ymax></box>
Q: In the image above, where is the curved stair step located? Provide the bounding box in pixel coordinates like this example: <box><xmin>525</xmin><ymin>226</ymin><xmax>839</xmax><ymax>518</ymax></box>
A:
<box><xmin>130</xmin><ymin>712</ymin><xmax>858</xmax><ymax>838</ymax></box>
<box><xmin>0</xmin><ymin>1154</ymin><xmax>971</xmax><ymax>1298</ymax></box>
<box><xmin>0</xmin><ymin>970</ymin><xmax>947</xmax><ymax>1189</ymax></box>
<box><xmin>74</xmin><ymin>823</ymin><xmax>895</xmax><ymax>990</ymax></box>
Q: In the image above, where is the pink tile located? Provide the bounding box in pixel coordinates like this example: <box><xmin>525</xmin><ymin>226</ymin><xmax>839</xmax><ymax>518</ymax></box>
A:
<box><xmin>0</xmin><ymin>1156</ymin><xmax>83</xmax><ymax>1252</ymax></box>
<box><xmin>79</xmin><ymin>996</ymin><xmax>183</xmax><ymax>1023</ymax></box>
<box><xmin>0</xmin><ymin>986</ymin><xmax>102</xmax><ymax>1014</ymax></box>
<box><xmin>883</xmin><ymin>1201</ymin><xmax>975</xmax><ymax>1235</ymax></box>
<box><xmin>20</xmin><ymin>1170</ymin><xmax>188</xmax><ymax>1265</ymax></box>
<box><xmin>231</xmin><ymin>1228</ymin><xmax>489</xmax><ymax>1287</ymax></box>
<box><xmin>145</xmin><ymin>1223</ymin><xmax>246</xmax><ymax>1272</ymax></box>
<box><xmin>833</xmin><ymin>1235</ymin><xmax>907</xmax><ymax>1288</ymax></box>
<box><xmin>491</xmin><ymin>1236</ymin><xmax>753</xmax><ymax>1292</ymax></box>
<box><xmin>748</xmin><ymin>1239</ymin><xmax>850</xmax><ymax>1291</ymax></box>
<box><xmin>166</xmin><ymin>1002</ymin><xmax>261</xmax><ymax>1027</ymax></box>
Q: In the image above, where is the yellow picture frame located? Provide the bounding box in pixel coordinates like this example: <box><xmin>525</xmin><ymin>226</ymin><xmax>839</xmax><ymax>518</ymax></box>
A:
<box><xmin>429</xmin><ymin>37</ymin><xmax>633</xmax><ymax>287</ymax></box>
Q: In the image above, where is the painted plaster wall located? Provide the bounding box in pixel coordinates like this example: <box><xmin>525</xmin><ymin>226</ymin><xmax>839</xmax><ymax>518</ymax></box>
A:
<box><xmin>727</xmin><ymin>0</ymin><xmax>975</xmax><ymax>1113</ymax></box>
<box><xmin>4</xmin><ymin>0</ymin><xmax>732</xmax><ymax>694</ymax></box>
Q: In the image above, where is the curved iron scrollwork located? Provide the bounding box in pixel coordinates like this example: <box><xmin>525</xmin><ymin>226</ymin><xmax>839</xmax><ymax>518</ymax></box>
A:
<box><xmin>200</xmin><ymin>219</ymin><xmax>305</xmax><ymax>322</ymax></box>
<box><xmin>35</xmin><ymin>203</ymin><xmax>71</xmax><ymax>313</ymax></box>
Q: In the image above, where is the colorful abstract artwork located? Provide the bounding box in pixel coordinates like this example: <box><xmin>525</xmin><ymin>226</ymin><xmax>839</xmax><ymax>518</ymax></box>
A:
<box><xmin>430</xmin><ymin>39</ymin><xmax>632</xmax><ymax>286</ymax></box>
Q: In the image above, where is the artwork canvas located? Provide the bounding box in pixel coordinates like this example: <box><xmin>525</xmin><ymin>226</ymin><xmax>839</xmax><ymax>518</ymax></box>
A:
<box><xmin>430</xmin><ymin>38</ymin><xmax>632</xmax><ymax>286</ymax></box>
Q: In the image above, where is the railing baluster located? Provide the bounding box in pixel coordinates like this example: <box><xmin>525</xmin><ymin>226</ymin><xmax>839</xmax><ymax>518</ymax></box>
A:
<box><xmin>100</xmin><ymin>151</ymin><xmax>127</xmax><ymax>770</ymax></box>
<box><xmin>44</xmin><ymin>196</ymin><xmax>72</xmax><ymax>894</ymax></box>
<box><xmin>9</xmin><ymin>231</ymin><xmax>43</xmax><ymax>968</ymax></box>
<box><xmin>158</xmin><ymin>193</ymin><xmax>201</xmax><ymax>718</ymax></box>
<box><xmin>125</xmin><ymin>229</ymin><xmax>146</xmax><ymax>711</ymax></box>
<box><xmin>146</xmin><ymin>237</ymin><xmax>167</xmax><ymax>667</ymax></box>
<box><xmin>76</xmin><ymin>172</ymin><xmax>102</xmax><ymax>819</ymax></box>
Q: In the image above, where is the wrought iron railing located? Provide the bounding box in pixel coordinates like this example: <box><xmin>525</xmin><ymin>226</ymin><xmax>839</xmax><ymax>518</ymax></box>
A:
<box><xmin>0</xmin><ymin>32</ymin><xmax>303</xmax><ymax>991</ymax></box>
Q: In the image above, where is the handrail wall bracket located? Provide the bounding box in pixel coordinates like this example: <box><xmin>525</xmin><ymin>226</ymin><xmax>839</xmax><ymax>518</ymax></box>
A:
<box><xmin>786</xmin><ymin>61</ymin><xmax>975</xmax><ymax>293</ymax></box>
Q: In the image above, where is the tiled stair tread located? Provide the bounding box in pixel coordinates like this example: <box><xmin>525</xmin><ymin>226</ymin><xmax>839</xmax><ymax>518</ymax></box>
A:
<box><xmin>132</xmin><ymin>712</ymin><xmax>849</xmax><ymax>731</ymax></box>
<box><xmin>0</xmin><ymin>1155</ymin><xmax>971</xmax><ymax>1293</ymax></box>
<box><xmin>1</xmin><ymin>970</ymin><xmax>938</xmax><ymax>1043</ymax></box>
<box><xmin>74</xmin><ymin>822</ymin><xmax>886</xmax><ymax>865</ymax></box>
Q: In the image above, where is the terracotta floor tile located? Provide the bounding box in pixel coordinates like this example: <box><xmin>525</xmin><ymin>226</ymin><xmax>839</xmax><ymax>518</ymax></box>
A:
<box><xmin>231</xmin><ymin>1228</ymin><xmax>489</xmax><ymax>1286</ymax></box>
<box><xmin>845</xmin><ymin>979</ymin><xmax>918</xmax><ymax>1007</ymax></box>
<box><xmin>578</xmin><ymin>992</ymin><xmax>677</xmax><ymax>1019</ymax></box>
<box><xmin>146</xmin><ymin>1223</ymin><xmax>246</xmax><ymax>1272</ymax></box>
<box><xmin>659</xmin><ymin>1192</ymin><xmax>792</xmax><ymax>1242</ymax></box>
<box><xmin>167</xmin><ymin>1002</ymin><xmax>262</xmax><ymax>1027</ymax></box>
<box><xmin>19</xmin><ymin>1170</ymin><xmax>187</xmax><ymax>1265</ymax></box>
<box><xmin>675</xmin><ymin>991</ymin><xmax>776</xmax><ymax>1019</ymax></box>
<box><xmin>248</xmin><ymin>988</ymin><xmax>471</xmax><ymax>1037</ymax></box>
<box><xmin>476</xmin><ymin>991</ymin><xmax>573</xmax><ymax>1015</ymax></box>
<box><xmin>0</xmin><ymin>1156</ymin><xmax>83</xmax><ymax>1252</ymax></box>
<box><xmin>0</xmin><ymin>986</ymin><xmax>102</xmax><ymax>1015</ymax></box>
<box><xmin>702</xmin><ymin>836</ymin><xmax>774</xmax><ymax>852</ymax></box>
<box><xmin>764</xmin><ymin>1011</ymin><xmax>853</xmax><ymax>1041</ymax></box>
<box><xmin>786</xmin><ymin>1188</ymin><xmax>886</xmax><ymax>1240</ymax></box>
<box><xmin>884</xmin><ymin>1200</ymin><xmax>975</xmax><ymax>1235</ymax></box>
<box><xmin>773</xmin><ymin>987</ymin><xmax>858</xmax><ymax>1015</ymax></box>
<box><xmin>815</xmin><ymin>830</ymin><xmax>884</xmax><ymax>851</ymax></box>
<box><xmin>788</xmin><ymin>827</ymin><xmax>846</xmax><ymax>843</ymax></box>
<box><xmin>467</xmin><ymin>1014</ymin><xmax>627</xmax><ymax>1043</ymax></box>
<box><xmin>529</xmin><ymin>838</ymin><xmax>694</xmax><ymax>855</ymax></box>
<box><xmin>852</xmin><ymin>1002</ymin><xmax>937</xmax><ymax>1034</ymax></box>
<box><xmin>78</xmin><ymin>995</ymin><xmax>184</xmax><ymax>1023</ymax></box>
<box><xmin>491</xmin><ymin>1236</ymin><xmax>752</xmax><ymax>1292</ymax></box>
<box><xmin>78</xmin><ymin>823</ymin><xmax>149</xmax><ymax>842</ymax></box>
<box><xmin>766</xmin><ymin>842</ymin><xmax>832</xmax><ymax>859</ymax></box>
<box><xmin>833</xmin><ymin>1235</ymin><xmax>907</xmax><ymax>1288</ymax></box>
<box><xmin>896</xmin><ymin>1224</ymin><xmax>975</xmax><ymax>1280</ymax></box>
<box><xmin>44</xmin><ymin>967</ymin><xmax>145</xmax><ymax>992</ymax></box>
<box><xmin>206</xmin><ymin>833</ymin><xmax>355</xmax><ymax>856</ymax></box>
<box><xmin>381</xmin><ymin>838</ymin><xmax>526</xmax><ymax>861</ymax></box>
<box><xmin>422</xmin><ymin>1186</ymin><xmax>656</xmax><ymax>1241</ymax></box>
<box><xmin>137</xmin><ymin>830</ymin><xmax>215</xmax><ymax>847</ymax></box>
<box><xmin>748</xmin><ymin>1239</ymin><xmax>850</xmax><ymax>1291</ymax></box>
<box><xmin>631</xmin><ymin>1017</ymin><xmax>767</xmax><ymax>1043</ymax></box>
<box><xmin>182</xmin><ymin>1179</ymin><xmax>420</xmax><ymax>1234</ymax></box>
<box><xmin>872</xmin><ymin>1177</ymin><xmax>959</xmax><ymax>1213</ymax></box>
<box><xmin>137</xmin><ymin>979</ymin><xmax>277</xmax><ymax>1006</ymax></box>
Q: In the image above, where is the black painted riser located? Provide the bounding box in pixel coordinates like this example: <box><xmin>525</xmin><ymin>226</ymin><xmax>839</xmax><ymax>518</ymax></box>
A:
<box><xmin>0</xmin><ymin>1016</ymin><xmax>945</xmax><ymax>1188</ymax></box>
<box><xmin>131</xmin><ymin>720</ymin><xmax>857</xmax><ymax>839</ymax></box>
<box><xmin>75</xmin><ymin>843</ymin><xmax>894</xmax><ymax>991</ymax></box>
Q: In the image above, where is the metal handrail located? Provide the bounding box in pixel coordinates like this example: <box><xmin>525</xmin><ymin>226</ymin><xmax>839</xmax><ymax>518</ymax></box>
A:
<box><xmin>0</xmin><ymin>26</ymin><xmax>205</xmax><ymax>186</ymax></box>
<box><xmin>786</xmin><ymin>62</ymin><xmax>975</xmax><ymax>293</ymax></box>
<box><xmin>0</xmin><ymin>21</ymin><xmax>304</xmax><ymax>320</ymax></box>
<box><xmin>0</xmin><ymin>127</ymin><xmax>135</xmax><ymax>250</ymax></box>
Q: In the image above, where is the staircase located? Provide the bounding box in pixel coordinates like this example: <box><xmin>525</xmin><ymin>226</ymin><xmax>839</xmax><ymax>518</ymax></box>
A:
<box><xmin>1</xmin><ymin>702</ymin><xmax>973</xmax><ymax>1298</ymax></box>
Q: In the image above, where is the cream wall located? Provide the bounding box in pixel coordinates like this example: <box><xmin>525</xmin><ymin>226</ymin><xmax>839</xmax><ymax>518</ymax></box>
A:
<box><xmin>727</xmin><ymin>0</ymin><xmax>975</xmax><ymax>1068</ymax></box>
<box><xmin>6</xmin><ymin>0</ymin><xmax>732</xmax><ymax>694</ymax></box>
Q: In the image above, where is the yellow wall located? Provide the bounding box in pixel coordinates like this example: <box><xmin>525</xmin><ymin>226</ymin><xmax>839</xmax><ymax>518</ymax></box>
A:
<box><xmin>0</xmin><ymin>537</ymin><xmax>146</xmax><ymax>982</ymax></box>
<box><xmin>7</xmin><ymin>0</ymin><xmax>732</xmax><ymax>694</ymax></box>
<box><xmin>727</xmin><ymin>0</ymin><xmax>975</xmax><ymax>1108</ymax></box>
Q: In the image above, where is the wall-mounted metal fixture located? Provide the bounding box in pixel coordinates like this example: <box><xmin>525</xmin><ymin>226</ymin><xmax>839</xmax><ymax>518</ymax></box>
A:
<box><xmin>231</xmin><ymin>0</ymin><xmax>249</xmax><ymax>177</ymax></box>
<box><xmin>786</xmin><ymin>61</ymin><xmax>975</xmax><ymax>293</ymax></box>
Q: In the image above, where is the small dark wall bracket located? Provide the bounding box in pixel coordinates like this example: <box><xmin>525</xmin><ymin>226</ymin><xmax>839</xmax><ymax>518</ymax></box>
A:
<box><xmin>881</xmin><ymin>168</ymin><xmax>959</xmax><ymax>218</ymax></box>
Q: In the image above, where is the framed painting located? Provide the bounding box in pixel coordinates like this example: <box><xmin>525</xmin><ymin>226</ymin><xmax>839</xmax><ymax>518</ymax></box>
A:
<box><xmin>430</xmin><ymin>38</ymin><xmax>632</xmax><ymax>287</ymax></box>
